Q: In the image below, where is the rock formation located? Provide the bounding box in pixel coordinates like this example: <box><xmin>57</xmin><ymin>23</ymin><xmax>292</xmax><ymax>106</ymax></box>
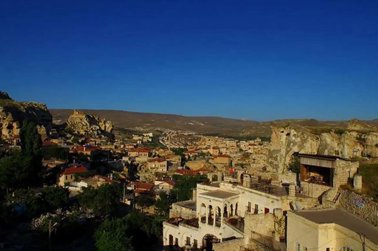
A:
<box><xmin>0</xmin><ymin>91</ymin><xmax>52</xmax><ymax>142</ymax></box>
<box><xmin>270</xmin><ymin>121</ymin><xmax>378</xmax><ymax>173</ymax></box>
<box><xmin>66</xmin><ymin>110</ymin><xmax>114</xmax><ymax>138</ymax></box>
<box><xmin>269</xmin><ymin>125</ymin><xmax>319</xmax><ymax>173</ymax></box>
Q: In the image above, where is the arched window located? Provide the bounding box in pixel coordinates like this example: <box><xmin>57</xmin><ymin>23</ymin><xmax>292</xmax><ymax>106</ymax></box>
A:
<box><xmin>339</xmin><ymin>247</ymin><xmax>354</xmax><ymax>251</ymax></box>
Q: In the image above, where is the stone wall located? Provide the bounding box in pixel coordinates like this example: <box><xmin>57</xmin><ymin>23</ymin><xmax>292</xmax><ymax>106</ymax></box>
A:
<box><xmin>213</xmin><ymin>238</ymin><xmax>244</xmax><ymax>251</ymax></box>
<box><xmin>301</xmin><ymin>182</ymin><xmax>331</xmax><ymax>198</ymax></box>
<box><xmin>337</xmin><ymin>190</ymin><xmax>378</xmax><ymax>227</ymax></box>
<box><xmin>169</xmin><ymin>203</ymin><xmax>196</xmax><ymax>219</ymax></box>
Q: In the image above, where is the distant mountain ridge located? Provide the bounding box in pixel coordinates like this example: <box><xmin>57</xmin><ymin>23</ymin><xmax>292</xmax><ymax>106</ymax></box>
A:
<box><xmin>50</xmin><ymin>109</ymin><xmax>378</xmax><ymax>138</ymax></box>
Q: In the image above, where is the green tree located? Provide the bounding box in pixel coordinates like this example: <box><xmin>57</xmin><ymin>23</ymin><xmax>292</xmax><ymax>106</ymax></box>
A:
<box><xmin>95</xmin><ymin>217</ymin><xmax>134</xmax><ymax>251</ymax></box>
<box><xmin>154</xmin><ymin>191</ymin><xmax>171</xmax><ymax>217</ymax></box>
<box><xmin>5</xmin><ymin>187</ymin><xmax>69</xmax><ymax>218</ymax></box>
<box><xmin>42</xmin><ymin>186</ymin><xmax>69</xmax><ymax>210</ymax></box>
<box><xmin>134</xmin><ymin>194</ymin><xmax>155</xmax><ymax>212</ymax></box>
<box><xmin>126</xmin><ymin>162</ymin><xmax>138</xmax><ymax>181</ymax></box>
<box><xmin>123</xmin><ymin>211</ymin><xmax>161</xmax><ymax>249</ymax></box>
<box><xmin>78</xmin><ymin>184</ymin><xmax>121</xmax><ymax>216</ymax></box>
<box><xmin>0</xmin><ymin>120</ymin><xmax>43</xmax><ymax>189</ymax></box>
<box><xmin>42</xmin><ymin>146</ymin><xmax>69</xmax><ymax>160</ymax></box>
<box><xmin>0</xmin><ymin>153</ymin><xmax>42</xmax><ymax>189</ymax></box>
<box><xmin>171</xmin><ymin>148</ymin><xmax>187</xmax><ymax>156</ymax></box>
<box><xmin>288</xmin><ymin>154</ymin><xmax>300</xmax><ymax>174</ymax></box>
<box><xmin>20</xmin><ymin>120</ymin><xmax>42</xmax><ymax>156</ymax></box>
<box><xmin>172</xmin><ymin>175</ymin><xmax>208</xmax><ymax>201</ymax></box>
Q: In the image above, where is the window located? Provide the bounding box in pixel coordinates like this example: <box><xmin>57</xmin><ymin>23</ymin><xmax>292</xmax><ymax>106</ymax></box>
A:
<box><xmin>296</xmin><ymin>243</ymin><xmax>300</xmax><ymax>251</ymax></box>
<box><xmin>193</xmin><ymin>239</ymin><xmax>198</xmax><ymax>248</ymax></box>
<box><xmin>254</xmin><ymin>204</ymin><xmax>259</xmax><ymax>214</ymax></box>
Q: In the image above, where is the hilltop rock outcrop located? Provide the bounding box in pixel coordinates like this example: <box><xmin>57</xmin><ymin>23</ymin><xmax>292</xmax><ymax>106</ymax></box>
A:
<box><xmin>270</xmin><ymin>120</ymin><xmax>378</xmax><ymax>173</ymax></box>
<box><xmin>269</xmin><ymin>126</ymin><xmax>319</xmax><ymax>173</ymax></box>
<box><xmin>66</xmin><ymin>110</ymin><xmax>113</xmax><ymax>138</ymax></box>
<box><xmin>0</xmin><ymin>91</ymin><xmax>52</xmax><ymax>141</ymax></box>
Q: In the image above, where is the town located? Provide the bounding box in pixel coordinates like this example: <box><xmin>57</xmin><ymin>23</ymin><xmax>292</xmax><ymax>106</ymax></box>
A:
<box><xmin>0</xmin><ymin>91</ymin><xmax>377</xmax><ymax>251</ymax></box>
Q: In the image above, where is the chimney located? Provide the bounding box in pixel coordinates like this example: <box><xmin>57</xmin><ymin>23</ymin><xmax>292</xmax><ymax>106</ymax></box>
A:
<box><xmin>288</xmin><ymin>183</ymin><xmax>296</xmax><ymax>197</ymax></box>
<box><xmin>353</xmin><ymin>174</ymin><xmax>362</xmax><ymax>192</ymax></box>
<box><xmin>192</xmin><ymin>189</ymin><xmax>197</xmax><ymax>201</ymax></box>
<box><xmin>243</xmin><ymin>174</ymin><xmax>251</xmax><ymax>188</ymax></box>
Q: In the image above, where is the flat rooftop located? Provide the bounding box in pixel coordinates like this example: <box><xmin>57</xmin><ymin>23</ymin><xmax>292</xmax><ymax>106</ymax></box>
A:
<box><xmin>298</xmin><ymin>153</ymin><xmax>349</xmax><ymax>161</ymax></box>
<box><xmin>295</xmin><ymin>208</ymin><xmax>378</xmax><ymax>245</ymax></box>
<box><xmin>175</xmin><ymin>200</ymin><xmax>196</xmax><ymax>211</ymax></box>
<box><xmin>201</xmin><ymin>190</ymin><xmax>239</xmax><ymax>199</ymax></box>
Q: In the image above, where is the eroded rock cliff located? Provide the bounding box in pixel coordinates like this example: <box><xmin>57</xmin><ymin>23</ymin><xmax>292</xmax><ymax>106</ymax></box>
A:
<box><xmin>66</xmin><ymin>110</ymin><xmax>113</xmax><ymax>138</ymax></box>
<box><xmin>270</xmin><ymin>120</ymin><xmax>378</xmax><ymax>173</ymax></box>
<box><xmin>0</xmin><ymin>91</ymin><xmax>52</xmax><ymax>141</ymax></box>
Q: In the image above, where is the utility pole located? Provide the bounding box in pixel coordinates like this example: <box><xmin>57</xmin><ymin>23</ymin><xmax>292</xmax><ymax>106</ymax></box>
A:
<box><xmin>48</xmin><ymin>219</ymin><xmax>52</xmax><ymax>251</ymax></box>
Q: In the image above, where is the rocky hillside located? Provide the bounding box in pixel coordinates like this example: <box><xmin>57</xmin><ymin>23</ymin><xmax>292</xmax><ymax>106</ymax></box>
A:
<box><xmin>51</xmin><ymin>109</ymin><xmax>378</xmax><ymax>140</ymax></box>
<box><xmin>0</xmin><ymin>91</ymin><xmax>52</xmax><ymax>141</ymax></box>
<box><xmin>270</xmin><ymin>120</ymin><xmax>378</xmax><ymax>173</ymax></box>
<box><xmin>51</xmin><ymin>109</ymin><xmax>263</xmax><ymax>138</ymax></box>
<box><xmin>66</xmin><ymin>110</ymin><xmax>114</xmax><ymax>138</ymax></box>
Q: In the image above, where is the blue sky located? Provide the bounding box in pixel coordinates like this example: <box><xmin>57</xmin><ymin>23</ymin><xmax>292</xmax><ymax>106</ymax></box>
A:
<box><xmin>0</xmin><ymin>0</ymin><xmax>377</xmax><ymax>121</ymax></box>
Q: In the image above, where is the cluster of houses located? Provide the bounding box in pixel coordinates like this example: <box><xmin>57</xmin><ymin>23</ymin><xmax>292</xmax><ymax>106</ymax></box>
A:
<box><xmin>42</xmin><ymin>128</ymin><xmax>378</xmax><ymax>251</ymax></box>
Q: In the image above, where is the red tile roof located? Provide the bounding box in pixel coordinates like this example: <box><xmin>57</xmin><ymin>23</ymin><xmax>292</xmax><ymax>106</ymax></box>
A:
<box><xmin>156</xmin><ymin>179</ymin><xmax>176</xmax><ymax>186</ymax></box>
<box><xmin>62</xmin><ymin>165</ymin><xmax>88</xmax><ymax>175</ymax></box>
<box><xmin>42</xmin><ymin>140</ymin><xmax>58</xmax><ymax>147</ymax></box>
<box><xmin>132</xmin><ymin>181</ymin><xmax>154</xmax><ymax>192</ymax></box>
<box><xmin>128</xmin><ymin>147</ymin><xmax>150</xmax><ymax>153</ymax></box>
<box><xmin>72</xmin><ymin>145</ymin><xmax>100</xmax><ymax>152</ymax></box>
<box><xmin>148</xmin><ymin>157</ymin><xmax>166</xmax><ymax>163</ymax></box>
<box><xmin>175</xmin><ymin>168</ymin><xmax>211</xmax><ymax>176</ymax></box>
<box><xmin>175</xmin><ymin>169</ymin><xmax>200</xmax><ymax>176</ymax></box>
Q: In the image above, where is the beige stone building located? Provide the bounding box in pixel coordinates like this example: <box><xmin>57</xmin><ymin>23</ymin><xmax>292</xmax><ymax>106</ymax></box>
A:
<box><xmin>210</xmin><ymin>155</ymin><xmax>232</xmax><ymax>169</ymax></box>
<box><xmin>128</xmin><ymin>147</ymin><xmax>150</xmax><ymax>163</ymax></box>
<box><xmin>147</xmin><ymin>157</ymin><xmax>168</xmax><ymax>173</ymax></box>
<box><xmin>58</xmin><ymin>165</ymin><xmax>88</xmax><ymax>187</ymax></box>
<box><xmin>163</xmin><ymin>175</ymin><xmax>317</xmax><ymax>251</ymax></box>
<box><xmin>299</xmin><ymin>154</ymin><xmax>359</xmax><ymax>198</ymax></box>
<box><xmin>287</xmin><ymin>209</ymin><xmax>378</xmax><ymax>251</ymax></box>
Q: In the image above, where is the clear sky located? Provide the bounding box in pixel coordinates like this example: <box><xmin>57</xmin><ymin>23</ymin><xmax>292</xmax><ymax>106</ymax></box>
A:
<box><xmin>0</xmin><ymin>0</ymin><xmax>377</xmax><ymax>121</ymax></box>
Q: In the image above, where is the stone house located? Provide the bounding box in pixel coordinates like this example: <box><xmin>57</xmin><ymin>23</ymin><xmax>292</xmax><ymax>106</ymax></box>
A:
<box><xmin>287</xmin><ymin>208</ymin><xmax>378</xmax><ymax>251</ymax></box>
<box><xmin>298</xmin><ymin>154</ymin><xmax>359</xmax><ymax>198</ymax></box>
<box><xmin>128</xmin><ymin>147</ymin><xmax>150</xmax><ymax>163</ymax></box>
<box><xmin>147</xmin><ymin>157</ymin><xmax>168</xmax><ymax>173</ymax></box>
<box><xmin>210</xmin><ymin>155</ymin><xmax>232</xmax><ymax>169</ymax></box>
<box><xmin>58</xmin><ymin>165</ymin><xmax>88</xmax><ymax>187</ymax></box>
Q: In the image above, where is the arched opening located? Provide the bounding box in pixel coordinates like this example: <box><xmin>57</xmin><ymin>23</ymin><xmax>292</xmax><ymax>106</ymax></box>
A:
<box><xmin>168</xmin><ymin>234</ymin><xmax>173</xmax><ymax>246</ymax></box>
<box><xmin>200</xmin><ymin>203</ymin><xmax>206</xmax><ymax>223</ymax></box>
<box><xmin>215</xmin><ymin>207</ymin><xmax>221</xmax><ymax>227</ymax></box>
<box><xmin>212</xmin><ymin>174</ymin><xmax>218</xmax><ymax>182</ymax></box>
<box><xmin>208</xmin><ymin>205</ymin><xmax>214</xmax><ymax>225</ymax></box>
<box><xmin>235</xmin><ymin>203</ymin><xmax>238</xmax><ymax>216</ymax></box>
<box><xmin>223</xmin><ymin>205</ymin><xmax>228</xmax><ymax>218</ymax></box>
<box><xmin>230</xmin><ymin>204</ymin><xmax>234</xmax><ymax>217</ymax></box>
<box><xmin>202</xmin><ymin>234</ymin><xmax>219</xmax><ymax>251</ymax></box>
